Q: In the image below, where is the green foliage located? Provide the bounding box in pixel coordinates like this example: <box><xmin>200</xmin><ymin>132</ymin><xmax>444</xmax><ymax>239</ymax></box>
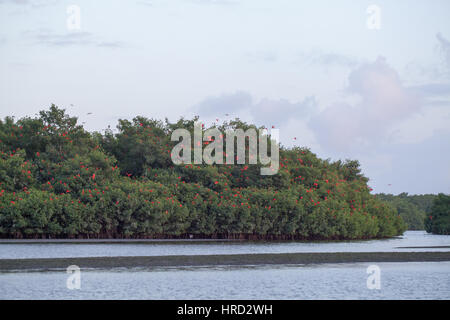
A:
<box><xmin>377</xmin><ymin>193</ymin><xmax>428</xmax><ymax>230</ymax></box>
<box><xmin>101</xmin><ymin>117</ymin><xmax>172</xmax><ymax>177</ymax></box>
<box><xmin>0</xmin><ymin>105</ymin><xmax>407</xmax><ymax>239</ymax></box>
<box><xmin>376</xmin><ymin>193</ymin><xmax>431</xmax><ymax>230</ymax></box>
<box><xmin>425</xmin><ymin>193</ymin><xmax>450</xmax><ymax>235</ymax></box>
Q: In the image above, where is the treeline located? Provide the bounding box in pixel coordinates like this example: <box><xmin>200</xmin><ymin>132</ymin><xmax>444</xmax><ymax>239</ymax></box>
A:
<box><xmin>375</xmin><ymin>193</ymin><xmax>436</xmax><ymax>230</ymax></box>
<box><xmin>425</xmin><ymin>194</ymin><xmax>450</xmax><ymax>235</ymax></box>
<box><xmin>0</xmin><ymin>105</ymin><xmax>406</xmax><ymax>239</ymax></box>
<box><xmin>376</xmin><ymin>193</ymin><xmax>450</xmax><ymax>234</ymax></box>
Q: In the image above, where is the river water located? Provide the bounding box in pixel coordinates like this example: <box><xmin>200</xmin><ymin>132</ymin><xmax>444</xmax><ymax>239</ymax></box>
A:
<box><xmin>0</xmin><ymin>231</ymin><xmax>449</xmax><ymax>299</ymax></box>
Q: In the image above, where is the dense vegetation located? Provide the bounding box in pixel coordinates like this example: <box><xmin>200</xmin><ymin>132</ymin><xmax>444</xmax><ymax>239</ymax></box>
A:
<box><xmin>376</xmin><ymin>193</ymin><xmax>436</xmax><ymax>230</ymax></box>
<box><xmin>425</xmin><ymin>194</ymin><xmax>450</xmax><ymax>235</ymax></box>
<box><xmin>0</xmin><ymin>105</ymin><xmax>406</xmax><ymax>239</ymax></box>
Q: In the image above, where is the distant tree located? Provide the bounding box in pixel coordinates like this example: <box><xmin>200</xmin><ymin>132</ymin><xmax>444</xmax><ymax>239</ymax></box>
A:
<box><xmin>425</xmin><ymin>193</ymin><xmax>450</xmax><ymax>235</ymax></box>
<box><xmin>376</xmin><ymin>193</ymin><xmax>431</xmax><ymax>230</ymax></box>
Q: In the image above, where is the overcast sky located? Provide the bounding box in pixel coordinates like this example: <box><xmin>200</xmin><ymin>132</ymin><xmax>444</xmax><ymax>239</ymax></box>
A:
<box><xmin>0</xmin><ymin>0</ymin><xmax>449</xmax><ymax>195</ymax></box>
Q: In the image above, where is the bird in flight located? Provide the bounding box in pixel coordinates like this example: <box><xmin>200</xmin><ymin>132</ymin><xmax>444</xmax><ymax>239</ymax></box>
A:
<box><xmin>87</xmin><ymin>112</ymin><xmax>92</xmax><ymax>115</ymax></box>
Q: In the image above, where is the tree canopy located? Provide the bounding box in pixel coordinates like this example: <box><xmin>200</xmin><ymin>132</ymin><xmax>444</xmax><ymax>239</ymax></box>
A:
<box><xmin>425</xmin><ymin>194</ymin><xmax>450</xmax><ymax>235</ymax></box>
<box><xmin>0</xmin><ymin>105</ymin><xmax>406</xmax><ymax>239</ymax></box>
<box><xmin>375</xmin><ymin>193</ymin><xmax>436</xmax><ymax>230</ymax></box>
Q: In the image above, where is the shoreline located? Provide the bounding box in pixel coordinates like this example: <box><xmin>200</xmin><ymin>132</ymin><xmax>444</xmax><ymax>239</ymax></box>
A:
<box><xmin>1</xmin><ymin>252</ymin><xmax>449</xmax><ymax>272</ymax></box>
<box><xmin>0</xmin><ymin>235</ymin><xmax>407</xmax><ymax>244</ymax></box>
<box><xmin>0</xmin><ymin>235</ymin><xmax>401</xmax><ymax>242</ymax></box>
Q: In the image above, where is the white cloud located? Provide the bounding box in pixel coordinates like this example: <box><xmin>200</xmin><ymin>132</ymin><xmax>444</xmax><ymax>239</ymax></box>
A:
<box><xmin>22</xmin><ymin>30</ymin><xmax>126</xmax><ymax>48</ymax></box>
<box><xmin>311</xmin><ymin>57</ymin><xmax>422</xmax><ymax>152</ymax></box>
<box><xmin>297</xmin><ymin>49</ymin><xmax>359</xmax><ymax>69</ymax></box>
<box><xmin>194</xmin><ymin>91</ymin><xmax>317</xmax><ymax>127</ymax></box>
<box><xmin>0</xmin><ymin>0</ymin><xmax>56</xmax><ymax>8</ymax></box>
<box><xmin>195</xmin><ymin>91</ymin><xmax>252</xmax><ymax>116</ymax></box>
<box><xmin>436</xmin><ymin>33</ymin><xmax>450</xmax><ymax>76</ymax></box>
<box><xmin>388</xmin><ymin>105</ymin><xmax>450</xmax><ymax>144</ymax></box>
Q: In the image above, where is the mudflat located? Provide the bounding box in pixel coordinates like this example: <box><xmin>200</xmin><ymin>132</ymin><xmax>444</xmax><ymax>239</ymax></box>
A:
<box><xmin>1</xmin><ymin>251</ymin><xmax>450</xmax><ymax>271</ymax></box>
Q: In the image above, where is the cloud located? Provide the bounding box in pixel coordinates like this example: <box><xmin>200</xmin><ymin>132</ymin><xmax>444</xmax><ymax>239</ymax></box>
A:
<box><xmin>195</xmin><ymin>91</ymin><xmax>253</xmax><ymax>116</ymax></box>
<box><xmin>0</xmin><ymin>0</ymin><xmax>56</xmax><ymax>8</ymax></box>
<box><xmin>23</xmin><ymin>30</ymin><xmax>126</xmax><ymax>48</ymax></box>
<box><xmin>136</xmin><ymin>0</ymin><xmax>153</xmax><ymax>6</ymax></box>
<box><xmin>436</xmin><ymin>33</ymin><xmax>450</xmax><ymax>72</ymax></box>
<box><xmin>190</xmin><ymin>0</ymin><xmax>239</xmax><ymax>5</ymax></box>
<box><xmin>245</xmin><ymin>51</ymin><xmax>278</xmax><ymax>63</ymax></box>
<box><xmin>252</xmin><ymin>96</ymin><xmax>316</xmax><ymax>126</ymax></box>
<box><xmin>366</xmin><ymin>132</ymin><xmax>450</xmax><ymax>194</ymax></box>
<box><xmin>402</xmin><ymin>34</ymin><xmax>450</xmax><ymax>109</ymax></box>
<box><xmin>409</xmin><ymin>83</ymin><xmax>450</xmax><ymax>96</ymax></box>
<box><xmin>408</xmin><ymin>33</ymin><xmax>450</xmax><ymax>81</ymax></box>
<box><xmin>96</xmin><ymin>41</ymin><xmax>127</xmax><ymax>49</ymax></box>
<box><xmin>194</xmin><ymin>54</ymin><xmax>447</xmax><ymax>155</ymax></box>
<box><xmin>0</xmin><ymin>0</ymin><xmax>29</xmax><ymax>4</ymax></box>
<box><xmin>298</xmin><ymin>50</ymin><xmax>359</xmax><ymax>69</ymax></box>
<box><xmin>388</xmin><ymin>105</ymin><xmax>450</xmax><ymax>145</ymax></box>
<box><xmin>310</xmin><ymin>57</ymin><xmax>422</xmax><ymax>152</ymax></box>
<box><xmin>194</xmin><ymin>91</ymin><xmax>316</xmax><ymax>127</ymax></box>
<box><xmin>402</xmin><ymin>35</ymin><xmax>450</xmax><ymax>110</ymax></box>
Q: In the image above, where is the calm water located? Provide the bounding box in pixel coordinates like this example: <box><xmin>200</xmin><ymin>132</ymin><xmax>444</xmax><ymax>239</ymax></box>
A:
<box><xmin>0</xmin><ymin>231</ymin><xmax>449</xmax><ymax>259</ymax></box>
<box><xmin>1</xmin><ymin>262</ymin><xmax>449</xmax><ymax>299</ymax></box>
<box><xmin>1</xmin><ymin>231</ymin><xmax>449</xmax><ymax>299</ymax></box>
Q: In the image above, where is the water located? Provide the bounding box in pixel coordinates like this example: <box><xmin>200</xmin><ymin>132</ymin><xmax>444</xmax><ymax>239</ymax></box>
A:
<box><xmin>1</xmin><ymin>231</ymin><xmax>449</xmax><ymax>299</ymax></box>
<box><xmin>1</xmin><ymin>262</ymin><xmax>449</xmax><ymax>299</ymax></box>
<box><xmin>0</xmin><ymin>231</ymin><xmax>449</xmax><ymax>259</ymax></box>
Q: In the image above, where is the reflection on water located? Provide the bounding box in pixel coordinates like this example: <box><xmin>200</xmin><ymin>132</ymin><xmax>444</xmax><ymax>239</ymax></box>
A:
<box><xmin>1</xmin><ymin>231</ymin><xmax>449</xmax><ymax>299</ymax></box>
<box><xmin>0</xmin><ymin>231</ymin><xmax>449</xmax><ymax>259</ymax></box>
<box><xmin>1</xmin><ymin>262</ymin><xmax>449</xmax><ymax>299</ymax></box>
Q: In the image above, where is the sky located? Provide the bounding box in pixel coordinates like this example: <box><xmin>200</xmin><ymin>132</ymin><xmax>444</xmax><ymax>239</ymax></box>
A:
<box><xmin>0</xmin><ymin>0</ymin><xmax>449</xmax><ymax>195</ymax></box>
